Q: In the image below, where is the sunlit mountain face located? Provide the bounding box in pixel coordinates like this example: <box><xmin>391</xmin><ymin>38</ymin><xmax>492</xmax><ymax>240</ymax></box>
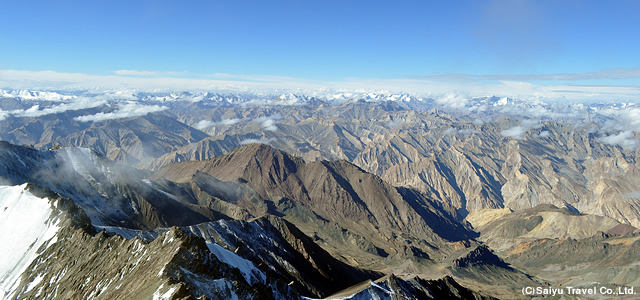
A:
<box><xmin>1</xmin><ymin>88</ymin><xmax>640</xmax><ymax>299</ymax></box>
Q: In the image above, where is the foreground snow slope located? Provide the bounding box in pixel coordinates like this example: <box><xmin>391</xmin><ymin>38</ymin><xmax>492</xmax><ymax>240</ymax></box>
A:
<box><xmin>0</xmin><ymin>184</ymin><xmax>61</xmax><ymax>299</ymax></box>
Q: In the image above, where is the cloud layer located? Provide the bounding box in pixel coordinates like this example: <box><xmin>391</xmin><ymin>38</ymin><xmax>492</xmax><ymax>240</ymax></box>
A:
<box><xmin>2</xmin><ymin>69</ymin><xmax>639</xmax><ymax>102</ymax></box>
<box><xmin>73</xmin><ymin>103</ymin><xmax>168</xmax><ymax>122</ymax></box>
<box><xmin>239</xmin><ymin>137</ymin><xmax>276</xmax><ymax>145</ymax></box>
<box><xmin>0</xmin><ymin>99</ymin><xmax>107</xmax><ymax>121</ymax></box>
<box><xmin>194</xmin><ymin>118</ymin><xmax>240</xmax><ymax>130</ymax></box>
<box><xmin>501</xmin><ymin>119</ymin><xmax>541</xmax><ymax>140</ymax></box>
<box><xmin>254</xmin><ymin>115</ymin><xmax>281</xmax><ymax>132</ymax></box>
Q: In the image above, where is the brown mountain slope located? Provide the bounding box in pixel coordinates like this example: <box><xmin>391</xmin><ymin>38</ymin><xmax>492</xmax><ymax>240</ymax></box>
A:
<box><xmin>466</xmin><ymin>204</ymin><xmax>636</xmax><ymax>252</ymax></box>
<box><xmin>152</xmin><ymin>143</ymin><xmax>476</xmax><ymax>269</ymax></box>
<box><xmin>466</xmin><ymin>204</ymin><xmax>640</xmax><ymax>289</ymax></box>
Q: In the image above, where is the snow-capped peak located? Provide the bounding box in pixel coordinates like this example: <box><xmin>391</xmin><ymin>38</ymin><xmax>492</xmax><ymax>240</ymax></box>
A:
<box><xmin>1</xmin><ymin>89</ymin><xmax>75</xmax><ymax>101</ymax></box>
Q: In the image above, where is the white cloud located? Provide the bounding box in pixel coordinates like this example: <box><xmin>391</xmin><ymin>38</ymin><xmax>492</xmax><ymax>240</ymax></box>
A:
<box><xmin>10</xmin><ymin>99</ymin><xmax>108</xmax><ymax>118</ymax></box>
<box><xmin>2</xmin><ymin>69</ymin><xmax>640</xmax><ymax>102</ymax></box>
<box><xmin>520</xmin><ymin>119</ymin><xmax>541</xmax><ymax>129</ymax></box>
<box><xmin>0</xmin><ymin>98</ymin><xmax>107</xmax><ymax>120</ymax></box>
<box><xmin>261</xmin><ymin>119</ymin><xmax>277</xmax><ymax>131</ymax></box>
<box><xmin>113</xmin><ymin>70</ymin><xmax>186</xmax><ymax>76</ymax></box>
<box><xmin>410</xmin><ymin>67</ymin><xmax>640</xmax><ymax>82</ymax></box>
<box><xmin>538</xmin><ymin>130</ymin><xmax>551</xmax><ymax>137</ymax></box>
<box><xmin>385</xmin><ymin>120</ymin><xmax>400</xmax><ymax>128</ymax></box>
<box><xmin>434</xmin><ymin>92</ymin><xmax>469</xmax><ymax>108</ymax></box>
<box><xmin>501</xmin><ymin>119</ymin><xmax>541</xmax><ymax>140</ymax></box>
<box><xmin>501</xmin><ymin>126</ymin><xmax>527</xmax><ymax>139</ymax></box>
<box><xmin>0</xmin><ymin>69</ymin><xmax>324</xmax><ymax>92</ymax></box>
<box><xmin>442</xmin><ymin>127</ymin><xmax>456</xmax><ymax>135</ymax></box>
<box><xmin>497</xmin><ymin>103</ymin><xmax>583</xmax><ymax>120</ymax></box>
<box><xmin>597</xmin><ymin>107</ymin><xmax>640</xmax><ymax>133</ymax></box>
<box><xmin>219</xmin><ymin>118</ymin><xmax>240</xmax><ymax>125</ymax></box>
<box><xmin>73</xmin><ymin>103</ymin><xmax>167</xmax><ymax>122</ymax></box>
<box><xmin>194</xmin><ymin>120</ymin><xmax>216</xmax><ymax>130</ymax></box>
<box><xmin>114</xmin><ymin>70</ymin><xmax>160</xmax><ymax>76</ymax></box>
<box><xmin>254</xmin><ymin>115</ymin><xmax>281</xmax><ymax>132</ymax></box>
<box><xmin>598</xmin><ymin>130</ymin><xmax>637</xmax><ymax>150</ymax></box>
<box><xmin>239</xmin><ymin>137</ymin><xmax>276</xmax><ymax>145</ymax></box>
<box><xmin>193</xmin><ymin>118</ymin><xmax>241</xmax><ymax>130</ymax></box>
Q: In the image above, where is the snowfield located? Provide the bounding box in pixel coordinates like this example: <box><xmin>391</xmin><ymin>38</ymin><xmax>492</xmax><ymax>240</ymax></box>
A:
<box><xmin>0</xmin><ymin>184</ymin><xmax>61</xmax><ymax>299</ymax></box>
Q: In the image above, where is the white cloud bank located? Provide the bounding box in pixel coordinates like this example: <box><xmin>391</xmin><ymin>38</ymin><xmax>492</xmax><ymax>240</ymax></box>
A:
<box><xmin>0</xmin><ymin>99</ymin><xmax>107</xmax><ymax>121</ymax></box>
<box><xmin>538</xmin><ymin>130</ymin><xmax>551</xmax><ymax>137</ymax></box>
<box><xmin>239</xmin><ymin>137</ymin><xmax>276</xmax><ymax>145</ymax></box>
<box><xmin>501</xmin><ymin>119</ymin><xmax>541</xmax><ymax>140</ymax></box>
<box><xmin>254</xmin><ymin>115</ymin><xmax>281</xmax><ymax>132</ymax></box>
<box><xmin>73</xmin><ymin>103</ymin><xmax>167</xmax><ymax>122</ymax></box>
<box><xmin>434</xmin><ymin>92</ymin><xmax>469</xmax><ymax>108</ymax></box>
<box><xmin>2</xmin><ymin>69</ymin><xmax>639</xmax><ymax>102</ymax></box>
<box><xmin>194</xmin><ymin>118</ymin><xmax>240</xmax><ymax>130</ymax></box>
<box><xmin>598</xmin><ymin>130</ymin><xmax>637</xmax><ymax>150</ymax></box>
<box><xmin>114</xmin><ymin>70</ymin><xmax>187</xmax><ymax>76</ymax></box>
<box><xmin>16</xmin><ymin>101</ymin><xmax>107</xmax><ymax>118</ymax></box>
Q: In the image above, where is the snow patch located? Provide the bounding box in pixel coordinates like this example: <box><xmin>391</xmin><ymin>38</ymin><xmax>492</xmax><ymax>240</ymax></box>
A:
<box><xmin>25</xmin><ymin>273</ymin><xmax>44</xmax><ymax>293</ymax></box>
<box><xmin>152</xmin><ymin>284</ymin><xmax>177</xmax><ymax>300</ymax></box>
<box><xmin>305</xmin><ymin>280</ymin><xmax>396</xmax><ymax>300</ymax></box>
<box><xmin>0</xmin><ymin>184</ymin><xmax>60</xmax><ymax>298</ymax></box>
<box><xmin>206</xmin><ymin>243</ymin><xmax>266</xmax><ymax>284</ymax></box>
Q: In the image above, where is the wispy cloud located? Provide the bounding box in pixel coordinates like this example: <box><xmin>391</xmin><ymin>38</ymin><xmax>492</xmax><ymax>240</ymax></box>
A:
<box><xmin>113</xmin><ymin>70</ymin><xmax>186</xmax><ymax>76</ymax></box>
<box><xmin>114</xmin><ymin>70</ymin><xmax>160</xmax><ymax>76</ymax></box>
<box><xmin>501</xmin><ymin>119</ymin><xmax>541</xmax><ymax>140</ymax></box>
<box><xmin>254</xmin><ymin>115</ymin><xmax>281</xmax><ymax>132</ymax></box>
<box><xmin>16</xmin><ymin>100</ymin><xmax>108</xmax><ymax>117</ymax></box>
<box><xmin>434</xmin><ymin>92</ymin><xmax>469</xmax><ymax>108</ymax></box>
<box><xmin>194</xmin><ymin>120</ymin><xmax>215</xmax><ymax>130</ymax></box>
<box><xmin>598</xmin><ymin>130</ymin><xmax>637</xmax><ymax>150</ymax></box>
<box><xmin>538</xmin><ymin>130</ymin><xmax>551</xmax><ymax>137</ymax></box>
<box><xmin>410</xmin><ymin>67</ymin><xmax>640</xmax><ymax>82</ymax></box>
<box><xmin>194</xmin><ymin>118</ymin><xmax>240</xmax><ymax>130</ymax></box>
<box><xmin>239</xmin><ymin>137</ymin><xmax>276</xmax><ymax>145</ymax></box>
<box><xmin>0</xmin><ymin>69</ymin><xmax>323</xmax><ymax>92</ymax></box>
<box><xmin>0</xmin><ymin>99</ymin><xmax>107</xmax><ymax>120</ymax></box>
<box><xmin>385</xmin><ymin>120</ymin><xmax>401</xmax><ymax>128</ymax></box>
<box><xmin>73</xmin><ymin>103</ymin><xmax>167</xmax><ymax>122</ymax></box>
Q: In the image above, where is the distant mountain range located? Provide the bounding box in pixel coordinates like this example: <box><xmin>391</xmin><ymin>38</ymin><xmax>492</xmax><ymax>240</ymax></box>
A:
<box><xmin>1</xmin><ymin>88</ymin><xmax>639</xmax><ymax>299</ymax></box>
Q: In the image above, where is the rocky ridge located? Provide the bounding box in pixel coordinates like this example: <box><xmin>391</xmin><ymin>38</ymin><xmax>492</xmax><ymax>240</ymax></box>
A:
<box><xmin>0</xmin><ymin>142</ymin><xmax>510</xmax><ymax>299</ymax></box>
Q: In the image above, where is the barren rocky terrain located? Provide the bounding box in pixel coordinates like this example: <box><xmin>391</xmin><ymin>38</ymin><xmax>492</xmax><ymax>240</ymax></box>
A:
<box><xmin>2</xmin><ymin>90</ymin><xmax>640</xmax><ymax>298</ymax></box>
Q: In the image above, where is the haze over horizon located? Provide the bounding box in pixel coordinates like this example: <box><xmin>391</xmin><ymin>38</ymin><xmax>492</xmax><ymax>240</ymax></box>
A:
<box><xmin>1</xmin><ymin>0</ymin><xmax>639</xmax><ymax>101</ymax></box>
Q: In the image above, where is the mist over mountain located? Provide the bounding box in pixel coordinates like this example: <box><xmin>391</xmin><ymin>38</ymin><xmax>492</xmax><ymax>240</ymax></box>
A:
<box><xmin>2</xmin><ymin>88</ymin><xmax>640</xmax><ymax>299</ymax></box>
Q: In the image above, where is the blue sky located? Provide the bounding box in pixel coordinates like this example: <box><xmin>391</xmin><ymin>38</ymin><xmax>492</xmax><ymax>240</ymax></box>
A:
<box><xmin>1</xmin><ymin>0</ymin><xmax>639</xmax><ymax>99</ymax></box>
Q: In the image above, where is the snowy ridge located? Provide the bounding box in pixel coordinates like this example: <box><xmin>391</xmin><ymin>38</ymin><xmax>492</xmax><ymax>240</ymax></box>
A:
<box><xmin>205</xmin><ymin>242</ymin><xmax>266</xmax><ymax>285</ymax></box>
<box><xmin>3</xmin><ymin>87</ymin><xmax>640</xmax><ymax>118</ymax></box>
<box><xmin>99</xmin><ymin>221</ymin><xmax>267</xmax><ymax>286</ymax></box>
<box><xmin>304</xmin><ymin>280</ymin><xmax>395</xmax><ymax>300</ymax></box>
<box><xmin>0</xmin><ymin>184</ymin><xmax>61</xmax><ymax>299</ymax></box>
<box><xmin>152</xmin><ymin>284</ymin><xmax>177</xmax><ymax>300</ymax></box>
<box><xmin>0</xmin><ymin>89</ymin><xmax>75</xmax><ymax>101</ymax></box>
